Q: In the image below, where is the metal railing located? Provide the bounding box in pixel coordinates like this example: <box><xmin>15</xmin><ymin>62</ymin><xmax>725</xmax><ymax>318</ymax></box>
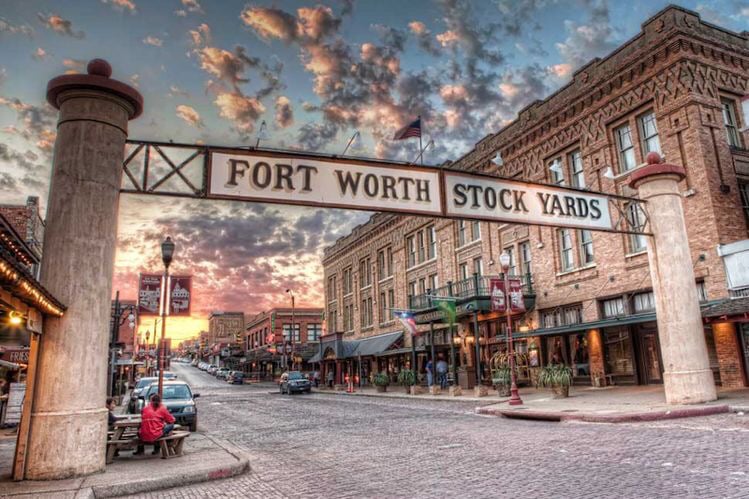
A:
<box><xmin>408</xmin><ymin>272</ymin><xmax>533</xmax><ymax>311</ymax></box>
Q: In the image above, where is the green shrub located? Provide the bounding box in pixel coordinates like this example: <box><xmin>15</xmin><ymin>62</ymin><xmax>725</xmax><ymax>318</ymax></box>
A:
<box><xmin>397</xmin><ymin>369</ymin><xmax>416</xmax><ymax>386</ymax></box>
<box><xmin>373</xmin><ymin>372</ymin><xmax>390</xmax><ymax>387</ymax></box>
<box><xmin>537</xmin><ymin>364</ymin><xmax>573</xmax><ymax>388</ymax></box>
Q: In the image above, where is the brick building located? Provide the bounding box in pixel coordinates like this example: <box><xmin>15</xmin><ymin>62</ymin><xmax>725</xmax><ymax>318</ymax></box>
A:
<box><xmin>0</xmin><ymin>197</ymin><xmax>44</xmax><ymax>277</ymax></box>
<box><xmin>321</xmin><ymin>6</ymin><xmax>749</xmax><ymax>390</ymax></box>
<box><xmin>240</xmin><ymin>307</ymin><xmax>323</xmax><ymax>378</ymax></box>
<box><xmin>208</xmin><ymin>311</ymin><xmax>244</xmax><ymax>344</ymax></box>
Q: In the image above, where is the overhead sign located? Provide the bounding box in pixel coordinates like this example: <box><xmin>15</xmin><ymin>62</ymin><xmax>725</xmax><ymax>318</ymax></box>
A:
<box><xmin>138</xmin><ymin>274</ymin><xmax>162</xmax><ymax>316</ymax></box>
<box><xmin>209</xmin><ymin>152</ymin><xmax>442</xmax><ymax>216</ymax></box>
<box><xmin>169</xmin><ymin>275</ymin><xmax>192</xmax><ymax>316</ymax></box>
<box><xmin>444</xmin><ymin>171</ymin><xmax>612</xmax><ymax>230</ymax></box>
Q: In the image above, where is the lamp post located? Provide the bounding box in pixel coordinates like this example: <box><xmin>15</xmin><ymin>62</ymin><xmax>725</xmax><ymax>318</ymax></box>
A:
<box><xmin>499</xmin><ymin>252</ymin><xmax>523</xmax><ymax>406</ymax></box>
<box><xmin>286</xmin><ymin>289</ymin><xmax>295</xmax><ymax>370</ymax></box>
<box><xmin>158</xmin><ymin>236</ymin><xmax>175</xmax><ymax>397</ymax></box>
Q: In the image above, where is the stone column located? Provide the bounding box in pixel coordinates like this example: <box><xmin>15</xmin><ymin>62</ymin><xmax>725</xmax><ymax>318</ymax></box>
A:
<box><xmin>630</xmin><ymin>152</ymin><xmax>716</xmax><ymax>405</ymax></box>
<box><xmin>25</xmin><ymin>60</ymin><xmax>142</xmax><ymax>479</ymax></box>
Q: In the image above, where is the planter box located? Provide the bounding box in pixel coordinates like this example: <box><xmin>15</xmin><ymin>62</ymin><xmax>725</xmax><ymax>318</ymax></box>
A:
<box><xmin>552</xmin><ymin>385</ymin><xmax>570</xmax><ymax>398</ymax></box>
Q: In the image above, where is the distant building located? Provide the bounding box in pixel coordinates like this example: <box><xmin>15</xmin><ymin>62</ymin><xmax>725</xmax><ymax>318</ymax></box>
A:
<box><xmin>208</xmin><ymin>311</ymin><xmax>244</xmax><ymax>344</ymax></box>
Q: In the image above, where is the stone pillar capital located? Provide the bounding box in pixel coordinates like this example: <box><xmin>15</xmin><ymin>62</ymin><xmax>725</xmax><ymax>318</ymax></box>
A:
<box><xmin>628</xmin><ymin>152</ymin><xmax>686</xmax><ymax>190</ymax></box>
<box><xmin>46</xmin><ymin>58</ymin><xmax>143</xmax><ymax>119</ymax></box>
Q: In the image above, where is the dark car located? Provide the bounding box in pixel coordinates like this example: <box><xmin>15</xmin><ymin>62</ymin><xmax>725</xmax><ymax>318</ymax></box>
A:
<box><xmin>128</xmin><ymin>376</ymin><xmax>158</xmax><ymax>413</ymax></box>
<box><xmin>279</xmin><ymin>371</ymin><xmax>312</xmax><ymax>394</ymax></box>
<box><xmin>228</xmin><ymin>371</ymin><xmax>245</xmax><ymax>385</ymax></box>
<box><xmin>139</xmin><ymin>381</ymin><xmax>199</xmax><ymax>432</ymax></box>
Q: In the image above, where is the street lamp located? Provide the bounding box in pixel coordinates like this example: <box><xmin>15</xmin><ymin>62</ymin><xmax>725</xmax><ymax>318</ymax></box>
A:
<box><xmin>499</xmin><ymin>251</ymin><xmax>523</xmax><ymax>406</ymax></box>
<box><xmin>285</xmin><ymin>289</ymin><xmax>295</xmax><ymax>370</ymax></box>
<box><xmin>158</xmin><ymin>236</ymin><xmax>176</xmax><ymax>397</ymax></box>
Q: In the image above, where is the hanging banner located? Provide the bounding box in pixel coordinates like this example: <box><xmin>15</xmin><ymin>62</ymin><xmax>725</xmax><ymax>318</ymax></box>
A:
<box><xmin>138</xmin><ymin>274</ymin><xmax>162</xmax><ymax>316</ymax></box>
<box><xmin>490</xmin><ymin>278</ymin><xmax>506</xmax><ymax>313</ymax></box>
<box><xmin>169</xmin><ymin>275</ymin><xmax>192</xmax><ymax>316</ymax></box>
<box><xmin>491</xmin><ymin>278</ymin><xmax>526</xmax><ymax>313</ymax></box>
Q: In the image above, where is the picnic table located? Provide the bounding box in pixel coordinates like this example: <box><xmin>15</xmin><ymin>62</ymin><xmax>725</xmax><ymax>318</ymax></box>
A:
<box><xmin>106</xmin><ymin>416</ymin><xmax>189</xmax><ymax>464</ymax></box>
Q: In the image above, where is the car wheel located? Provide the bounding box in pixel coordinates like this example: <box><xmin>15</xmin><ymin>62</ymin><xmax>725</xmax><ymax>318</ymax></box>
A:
<box><xmin>305</xmin><ymin>389</ymin><xmax>311</xmax><ymax>394</ymax></box>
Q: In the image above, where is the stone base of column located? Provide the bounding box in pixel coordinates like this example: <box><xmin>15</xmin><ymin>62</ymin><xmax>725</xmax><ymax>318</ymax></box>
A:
<box><xmin>664</xmin><ymin>368</ymin><xmax>717</xmax><ymax>405</ymax></box>
<box><xmin>25</xmin><ymin>409</ymin><xmax>108</xmax><ymax>480</ymax></box>
<box><xmin>473</xmin><ymin>386</ymin><xmax>488</xmax><ymax>397</ymax></box>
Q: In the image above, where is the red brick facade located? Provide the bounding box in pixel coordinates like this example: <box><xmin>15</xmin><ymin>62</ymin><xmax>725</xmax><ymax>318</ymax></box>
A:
<box><xmin>322</xmin><ymin>6</ymin><xmax>749</xmax><ymax>389</ymax></box>
<box><xmin>244</xmin><ymin>307</ymin><xmax>324</xmax><ymax>351</ymax></box>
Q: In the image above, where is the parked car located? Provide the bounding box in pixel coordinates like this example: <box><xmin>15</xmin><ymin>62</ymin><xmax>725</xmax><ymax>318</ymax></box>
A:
<box><xmin>128</xmin><ymin>376</ymin><xmax>158</xmax><ymax>413</ymax></box>
<box><xmin>215</xmin><ymin>368</ymin><xmax>230</xmax><ymax>380</ymax></box>
<box><xmin>279</xmin><ymin>371</ymin><xmax>312</xmax><ymax>394</ymax></box>
<box><xmin>153</xmin><ymin>371</ymin><xmax>177</xmax><ymax>380</ymax></box>
<box><xmin>139</xmin><ymin>381</ymin><xmax>199</xmax><ymax>432</ymax></box>
<box><xmin>227</xmin><ymin>371</ymin><xmax>245</xmax><ymax>385</ymax></box>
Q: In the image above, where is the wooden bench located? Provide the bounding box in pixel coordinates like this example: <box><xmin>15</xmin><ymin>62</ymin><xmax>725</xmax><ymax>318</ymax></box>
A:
<box><xmin>157</xmin><ymin>431</ymin><xmax>190</xmax><ymax>459</ymax></box>
<box><xmin>106</xmin><ymin>420</ymin><xmax>190</xmax><ymax>463</ymax></box>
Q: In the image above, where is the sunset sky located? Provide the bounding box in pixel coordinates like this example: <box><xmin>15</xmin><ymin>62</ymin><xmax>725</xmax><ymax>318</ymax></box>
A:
<box><xmin>1</xmin><ymin>0</ymin><xmax>747</xmax><ymax>342</ymax></box>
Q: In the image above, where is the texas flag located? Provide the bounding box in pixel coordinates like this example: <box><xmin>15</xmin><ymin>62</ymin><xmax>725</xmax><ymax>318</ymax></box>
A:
<box><xmin>394</xmin><ymin>310</ymin><xmax>419</xmax><ymax>337</ymax></box>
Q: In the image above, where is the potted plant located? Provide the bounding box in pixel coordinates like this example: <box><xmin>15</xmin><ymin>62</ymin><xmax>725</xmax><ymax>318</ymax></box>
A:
<box><xmin>397</xmin><ymin>369</ymin><xmax>416</xmax><ymax>394</ymax></box>
<box><xmin>491</xmin><ymin>366</ymin><xmax>512</xmax><ymax>397</ymax></box>
<box><xmin>373</xmin><ymin>372</ymin><xmax>390</xmax><ymax>393</ymax></box>
<box><xmin>537</xmin><ymin>364</ymin><xmax>573</xmax><ymax>398</ymax></box>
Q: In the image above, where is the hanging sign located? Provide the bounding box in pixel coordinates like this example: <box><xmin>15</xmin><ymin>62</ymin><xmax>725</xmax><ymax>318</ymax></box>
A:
<box><xmin>490</xmin><ymin>278</ymin><xmax>506</xmax><ymax>313</ymax></box>
<box><xmin>508</xmin><ymin>278</ymin><xmax>525</xmax><ymax>313</ymax></box>
<box><xmin>137</xmin><ymin>274</ymin><xmax>162</xmax><ymax>316</ymax></box>
<box><xmin>169</xmin><ymin>275</ymin><xmax>192</xmax><ymax>316</ymax></box>
<box><xmin>209</xmin><ymin>151</ymin><xmax>442</xmax><ymax>216</ymax></box>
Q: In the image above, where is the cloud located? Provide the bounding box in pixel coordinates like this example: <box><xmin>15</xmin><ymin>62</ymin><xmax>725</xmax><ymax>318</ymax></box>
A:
<box><xmin>555</xmin><ymin>0</ymin><xmax>618</xmax><ymax>70</ymax></box>
<box><xmin>32</xmin><ymin>48</ymin><xmax>49</xmax><ymax>61</ymax></box>
<box><xmin>0</xmin><ymin>17</ymin><xmax>33</xmax><ymax>36</ymax></box>
<box><xmin>129</xmin><ymin>74</ymin><xmax>140</xmax><ymax>88</ymax></box>
<box><xmin>0</xmin><ymin>96</ymin><xmax>57</xmax><ymax>152</ymax></box>
<box><xmin>214</xmin><ymin>92</ymin><xmax>265</xmax><ymax>134</ymax></box>
<box><xmin>143</xmin><ymin>35</ymin><xmax>163</xmax><ymax>47</ymax></box>
<box><xmin>408</xmin><ymin>21</ymin><xmax>439</xmax><ymax>55</ymax></box>
<box><xmin>101</xmin><ymin>0</ymin><xmax>137</xmax><ymax>13</ymax></box>
<box><xmin>274</xmin><ymin>96</ymin><xmax>293</xmax><ymax>128</ymax></box>
<box><xmin>436</xmin><ymin>0</ymin><xmax>503</xmax><ymax>66</ymax></box>
<box><xmin>168</xmin><ymin>85</ymin><xmax>190</xmax><ymax>98</ymax></box>
<box><xmin>181</xmin><ymin>0</ymin><xmax>203</xmax><ymax>14</ymax></box>
<box><xmin>37</xmin><ymin>13</ymin><xmax>85</xmax><ymax>38</ymax></box>
<box><xmin>240</xmin><ymin>6</ymin><xmax>299</xmax><ymax>42</ymax></box>
<box><xmin>195</xmin><ymin>46</ymin><xmax>259</xmax><ymax>92</ymax></box>
<box><xmin>176</xmin><ymin>104</ymin><xmax>202</xmax><ymax>127</ymax></box>
<box><xmin>495</xmin><ymin>0</ymin><xmax>547</xmax><ymax>37</ymax></box>
<box><xmin>62</xmin><ymin>58</ymin><xmax>85</xmax><ymax>74</ymax></box>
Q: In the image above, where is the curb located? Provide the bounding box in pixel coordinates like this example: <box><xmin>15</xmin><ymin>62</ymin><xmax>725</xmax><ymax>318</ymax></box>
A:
<box><xmin>93</xmin><ymin>436</ymin><xmax>251</xmax><ymax>498</ymax></box>
<box><xmin>476</xmin><ymin>404</ymin><xmax>731</xmax><ymax>423</ymax></box>
<box><xmin>311</xmin><ymin>388</ymin><xmax>496</xmax><ymax>405</ymax></box>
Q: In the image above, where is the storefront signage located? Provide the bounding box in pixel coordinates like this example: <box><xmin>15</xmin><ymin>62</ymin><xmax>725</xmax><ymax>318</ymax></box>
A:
<box><xmin>208</xmin><ymin>151</ymin><xmax>615</xmax><ymax>230</ymax></box>
<box><xmin>0</xmin><ymin>348</ymin><xmax>29</xmax><ymax>364</ymax></box>
<box><xmin>169</xmin><ymin>275</ymin><xmax>192</xmax><ymax>316</ymax></box>
<box><xmin>137</xmin><ymin>274</ymin><xmax>162</xmax><ymax>316</ymax></box>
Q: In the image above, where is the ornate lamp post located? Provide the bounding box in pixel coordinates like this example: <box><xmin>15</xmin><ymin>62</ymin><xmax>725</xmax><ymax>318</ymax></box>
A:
<box><xmin>158</xmin><ymin>236</ymin><xmax>175</xmax><ymax>397</ymax></box>
<box><xmin>499</xmin><ymin>252</ymin><xmax>523</xmax><ymax>406</ymax></box>
<box><xmin>286</xmin><ymin>288</ymin><xmax>295</xmax><ymax>370</ymax></box>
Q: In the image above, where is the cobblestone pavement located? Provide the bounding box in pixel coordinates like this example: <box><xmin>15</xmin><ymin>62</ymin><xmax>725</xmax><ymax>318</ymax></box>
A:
<box><xmin>121</xmin><ymin>364</ymin><xmax>749</xmax><ymax>498</ymax></box>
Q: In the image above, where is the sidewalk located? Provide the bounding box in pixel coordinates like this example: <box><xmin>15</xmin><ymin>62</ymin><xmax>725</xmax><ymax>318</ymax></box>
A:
<box><xmin>312</xmin><ymin>385</ymin><xmax>500</xmax><ymax>404</ymax></box>
<box><xmin>0</xmin><ymin>431</ymin><xmax>250</xmax><ymax>498</ymax></box>
<box><xmin>475</xmin><ymin>385</ymin><xmax>749</xmax><ymax>423</ymax></box>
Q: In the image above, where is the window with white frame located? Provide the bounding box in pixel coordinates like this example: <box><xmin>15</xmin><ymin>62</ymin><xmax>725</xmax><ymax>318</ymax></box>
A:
<box><xmin>408</xmin><ymin>281</ymin><xmax>416</xmax><ymax>300</ymax></box>
<box><xmin>359</xmin><ymin>257</ymin><xmax>371</xmax><ymax>289</ymax></box>
<box><xmin>504</xmin><ymin>246</ymin><xmax>517</xmax><ymax>275</ymax></box>
<box><xmin>549</xmin><ymin>156</ymin><xmax>565</xmax><ymax>185</ymax></box>
<box><xmin>427</xmin><ymin>226</ymin><xmax>437</xmax><ymax>259</ymax></box>
<box><xmin>343</xmin><ymin>267</ymin><xmax>353</xmax><ymax>295</ymax></box>
<box><xmin>408</xmin><ymin>226</ymin><xmax>436</xmax><ymax>267</ymax></box>
<box><xmin>307</xmin><ymin>323</ymin><xmax>322</xmax><ymax>341</ymax></box>
<box><xmin>327</xmin><ymin>275</ymin><xmax>337</xmax><ymax>302</ymax></box>
<box><xmin>458</xmin><ymin>220</ymin><xmax>467</xmax><ymax>246</ymax></box>
<box><xmin>459</xmin><ymin>262</ymin><xmax>469</xmax><ymax>280</ymax></box>
<box><xmin>418</xmin><ymin>277</ymin><xmax>426</xmax><ymax>295</ymax></box>
<box><xmin>387</xmin><ymin>289</ymin><xmax>395</xmax><ymax>314</ymax></box>
<box><xmin>696</xmin><ymin>282</ymin><xmax>707</xmax><ymax>302</ymax></box>
<box><xmin>377</xmin><ymin>247</ymin><xmax>392</xmax><ymax>281</ymax></box>
<box><xmin>638</xmin><ymin>111</ymin><xmax>661</xmax><ymax>155</ymax></box>
<box><xmin>471</xmin><ymin>221</ymin><xmax>481</xmax><ymax>241</ymax></box>
<box><xmin>615</xmin><ymin>123</ymin><xmax>637</xmax><ymax>172</ymax></box>
<box><xmin>473</xmin><ymin>257</ymin><xmax>483</xmax><ymax>276</ymax></box>
<box><xmin>569</xmin><ymin>149</ymin><xmax>585</xmax><ymax>188</ymax></box>
<box><xmin>722</xmin><ymin>99</ymin><xmax>742</xmax><ymax>148</ymax></box>
<box><xmin>540</xmin><ymin>304</ymin><xmax>582</xmax><ymax>328</ymax></box>
<box><xmin>579</xmin><ymin>230</ymin><xmax>594</xmax><ymax>265</ymax></box>
<box><xmin>626</xmin><ymin>203</ymin><xmax>647</xmax><ymax>253</ymax></box>
<box><xmin>602</xmin><ymin>297</ymin><xmax>626</xmax><ymax>318</ymax></box>
<box><xmin>632</xmin><ymin>291</ymin><xmax>655</xmax><ymax>313</ymax></box>
<box><xmin>520</xmin><ymin>241</ymin><xmax>532</xmax><ymax>277</ymax></box>
<box><xmin>417</xmin><ymin>231</ymin><xmax>425</xmax><ymax>263</ymax></box>
<box><xmin>558</xmin><ymin>229</ymin><xmax>574</xmax><ymax>271</ymax></box>
<box><xmin>282</xmin><ymin>323</ymin><xmax>301</xmax><ymax>342</ymax></box>
<box><xmin>429</xmin><ymin>273</ymin><xmax>438</xmax><ymax>291</ymax></box>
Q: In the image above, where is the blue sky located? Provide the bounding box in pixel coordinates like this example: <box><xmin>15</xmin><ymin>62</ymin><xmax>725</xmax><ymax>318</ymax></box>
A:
<box><xmin>0</xmin><ymin>0</ymin><xmax>747</xmax><ymax>339</ymax></box>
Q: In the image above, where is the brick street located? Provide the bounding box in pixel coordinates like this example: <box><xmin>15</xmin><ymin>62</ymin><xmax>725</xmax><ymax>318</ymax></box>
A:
<box><xmin>119</xmin><ymin>363</ymin><xmax>749</xmax><ymax>498</ymax></box>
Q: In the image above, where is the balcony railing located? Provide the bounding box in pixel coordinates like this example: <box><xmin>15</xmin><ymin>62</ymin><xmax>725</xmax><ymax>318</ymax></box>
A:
<box><xmin>409</xmin><ymin>273</ymin><xmax>534</xmax><ymax>311</ymax></box>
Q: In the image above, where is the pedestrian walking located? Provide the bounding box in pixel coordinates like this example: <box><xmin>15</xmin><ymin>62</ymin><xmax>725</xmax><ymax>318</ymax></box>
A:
<box><xmin>313</xmin><ymin>370</ymin><xmax>320</xmax><ymax>388</ymax></box>
<box><xmin>326</xmin><ymin>369</ymin><xmax>334</xmax><ymax>388</ymax></box>
<box><xmin>425</xmin><ymin>359</ymin><xmax>434</xmax><ymax>387</ymax></box>
<box><xmin>436</xmin><ymin>357</ymin><xmax>448</xmax><ymax>389</ymax></box>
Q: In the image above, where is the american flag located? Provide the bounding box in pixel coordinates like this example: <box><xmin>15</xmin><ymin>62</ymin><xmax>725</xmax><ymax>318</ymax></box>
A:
<box><xmin>393</xmin><ymin>118</ymin><xmax>421</xmax><ymax>140</ymax></box>
<box><xmin>394</xmin><ymin>310</ymin><xmax>419</xmax><ymax>336</ymax></box>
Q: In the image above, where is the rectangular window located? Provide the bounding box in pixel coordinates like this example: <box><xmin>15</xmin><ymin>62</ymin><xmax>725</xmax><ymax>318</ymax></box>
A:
<box><xmin>427</xmin><ymin>226</ymin><xmax>437</xmax><ymax>259</ymax></box>
<box><xmin>626</xmin><ymin>203</ymin><xmax>647</xmax><ymax>253</ymax></box>
<box><xmin>473</xmin><ymin>257</ymin><xmax>483</xmax><ymax>276</ymax></box>
<box><xmin>578</xmin><ymin>230</ymin><xmax>594</xmax><ymax>265</ymax></box>
<box><xmin>722</xmin><ymin>99</ymin><xmax>741</xmax><ymax>148</ymax></box>
<box><xmin>504</xmin><ymin>246</ymin><xmax>517</xmax><ymax>275</ymax></box>
<box><xmin>458</xmin><ymin>221</ymin><xmax>467</xmax><ymax>246</ymax></box>
<box><xmin>328</xmin><ymin>308</ymin><xmax>336</xmax><ymax>331</ymax></box>
<box><xmin>632</xmin><ymin>291</ymin><xmax>655</xmax><ymax>313</ymax></box>
<box><xmin>638</xmin><ymin>111</ymin><xmax>661</xmax><ymax>155</ymax></box>
<box><xmin>417</xmin><ymin>231</ymin><xmax>425</xmax><ymax>263</ymax></box>
<box><xmin>540</xmin><ymin>304</ymin><xmax>582</xmax><ymax>328</ymax></box>
<box><xmin>282</xmin><ymin>324</ymin><xmax>301</xmax><ymax>342</ymax></box>
<box><xmin>343</xmin><ymin>306</ymin><xmax>350</xmax><ymax>331</ymax></box>
<box><xmin>359</xmin><ymin>258</ymin><xmax>371</xmax><ymax>288</ymax></box>
<box><xmin>343</xmin><ymin>267</ymin><xmax>352</xmax><ymax>295</ymax></box>
<box><xmin>407</xmin><ymin>236</ymin><xmax>416</xmax><ymax>268</ymax></box>
<box><xmin>387</xmin><ymin>247</ymin><xmax>393</xmax><ymax>276</ymax></box>
<box><xmin>379</xmin><ymin>291</ymin><xmax>386</xmax><ymax>323</ymax></box>
<box><xmin>459</xmin><ymin>262</ymin><xmax>468</xmax><ymax>280</ymax></box>
<box><xmin>471</xmin><ymin>221</ymin><xmax>481</xmax><ymax>241</ymax></box>
<box><xmin>408</xmin><ymin>281</ymin><xmax>416</xmax><ymax>300</ymax></box>
<box><xmin>307</xmin><ymin>323</ymin><xmax>322</xmax><ymax>342</ymax></box>
<box><xmin>740</xmin><ymin>183</ymin><xmax>749</xmax><ymax>225</ymax></box>
<box><xmin>549</xmin><ymin>156</ymin><xmax>565</xmax><ymax>185</ymax></box>
<box><xmin>377</xmin><ymin>249</ymin><xmax>386</xmax><ymax>281</ymax></box>
<box><xmin>429</xmin><ymin>273</ymin><xmax>438</xmax><ymax>291</ymax></box>
<box><xmin>360</xmin><ymin>299</ymin><xmax>372</xmax><ymax>327</ymax></box>
<box><xmin>387</xmin><ymin>289</ymin><xmax>395</xmax><ymax>313</ymax></box>
<box><xmin>558</xmin><ymin>229</ymin><xmax>574</xmax><ymax>271</ymax></box>
<box><xmin>569</xmin><ymin>149</ymin><xmax>585</xmax><ymax>188</ymax></box>
<box><xmin>327</xmin><ymin>276</ymin><xmax>336</xmax><ymax>302</ymax></box>
<box><xmin>696</xmin><ymin>282</ymin><xmax>707</xmax><ymax>303</ymax></box>
<box><xmin>615</xmin><ymin>123</ymin><xmax>637</xmax><ymax>172</ymax></box>
<box><xmin>367</xmin><ymin>297</ymin><xmax>373</xmax><ymax>327</ymax></box>
<box><xmin>418</xmin><ymin>278</ymin><xmax>426</xmax><ymax>295</ymax></box>
<box><xmin>519</xmin><ymin>241</ymin><xmax>532</xmax><ymax>277</ymax></box>
<box><xmin>602</xmin><ymin>297</ymin><xmax>626</xmax><ymax>318</ymax></box>
<box><xmin>604</xmin><ymin>328</ymin><xmax>634</xmax><ymax>375</ymax></box>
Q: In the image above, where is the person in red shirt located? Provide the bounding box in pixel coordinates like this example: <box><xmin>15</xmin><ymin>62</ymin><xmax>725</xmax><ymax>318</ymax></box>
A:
<box><xmin>136</xmin><ymin>394</ymin><xmax>175</xmax><ymax>455</ymax></box>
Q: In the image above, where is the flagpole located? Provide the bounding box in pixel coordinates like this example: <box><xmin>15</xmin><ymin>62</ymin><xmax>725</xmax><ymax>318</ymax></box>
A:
<box><xmin>418</xmin><ymin>115</ymin><xmax>423</xmax><ymax>166</ymax></box>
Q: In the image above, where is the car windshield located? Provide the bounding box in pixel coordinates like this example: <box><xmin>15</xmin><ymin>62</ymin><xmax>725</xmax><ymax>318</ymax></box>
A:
<box><xmin>288</xmin><ymin>372</ymin><xmax>304</xmax><ymax>380</ymax></box>
<box><xmin>146</xmin><ymin>384</ymin><xmax>192</xmax><ymax>400</ymax></box>
<box><xmin>136</xmin><ymin>378</ymin><xmax>156</xmax><ymax>389</ymax></box>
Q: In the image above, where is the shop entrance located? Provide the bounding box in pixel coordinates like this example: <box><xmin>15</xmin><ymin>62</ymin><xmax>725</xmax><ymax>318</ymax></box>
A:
<box><xmin>634</xmin><ymin>325</ymin><xmax>663</xmax><ymax>385</ymax></box>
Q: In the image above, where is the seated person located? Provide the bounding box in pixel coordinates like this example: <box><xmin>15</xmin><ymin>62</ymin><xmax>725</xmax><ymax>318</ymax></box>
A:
<box><xmin>106</xmin><ymin>397</ymin><xmax>121</xmax><ymax>429</ymax></box>
<box><xmin>136</xmin><ymin>394</ymin><xmax>175</xmax><ymax>455</ymax></box>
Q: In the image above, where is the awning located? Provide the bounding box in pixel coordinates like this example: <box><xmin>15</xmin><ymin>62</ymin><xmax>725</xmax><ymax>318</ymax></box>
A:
<box><xmin>701</xmin><ymin>297</ymin><xmax>749</xmax><ymax>321</ymax></box>
<box><xmin>353</xmin><ymin>332</ymin><xmax>402</xmax><ymax>357</ymax></box>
